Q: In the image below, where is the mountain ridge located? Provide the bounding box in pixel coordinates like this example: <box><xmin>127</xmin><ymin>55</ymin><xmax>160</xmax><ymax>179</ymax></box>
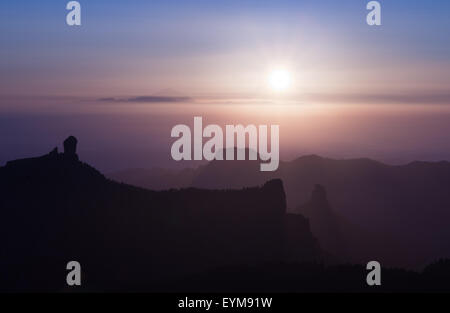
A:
<box><xmin>0</xmin><ymin>137</ymin><xmax>322</xmax><ymax>291</ymax></box>
<box><xmin>108</xmin><ymin>153</ymin><xmax>450</xmax><ymax>269</ymax></box>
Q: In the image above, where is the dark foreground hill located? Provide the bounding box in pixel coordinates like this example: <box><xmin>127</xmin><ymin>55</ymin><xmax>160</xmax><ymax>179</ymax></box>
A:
<box><xmin>0</xmin><ymin>137</ymin><xmax>321</xmax><ymax>292</ymax></box>
<box><xmin>2</xmin><ymin>138</ymin><xmax>450</xmax><ymax>292</ymax></box>
<box><xmin>110</xmin><ymin>154</ymin><xmax>450</xmax><ymax>269</ymax></box>
<box><xmin>171</xmin><ymin>259</ymin><xmax>450</xmax><ymax>293</ymax></box>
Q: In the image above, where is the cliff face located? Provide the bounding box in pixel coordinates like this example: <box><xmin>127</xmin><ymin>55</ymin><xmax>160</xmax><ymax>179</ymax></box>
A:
<box><xmin>0</xmin><ymin>137</ymin><xmax>320</xmax><ymax>291</ymax></box>
<box><xmin>109</xmin><ymin>154</ymin><xmax>450</xmax><ymax>268</ymax></box>
<box><xmin>297</xmin><ymin>184</ymin><xmax>347</xmax><ymax>261</ymax></box>
<box><xmin>283</xmin><ymin>213</ymin><xmax>321</xmax><ymax>263</ymax></box>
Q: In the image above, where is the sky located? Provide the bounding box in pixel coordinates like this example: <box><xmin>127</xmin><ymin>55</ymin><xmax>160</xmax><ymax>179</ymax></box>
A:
<box><xmin>1</xmin><ymin>0</ymin><xmax>450</xmax><ymax>97</ymax></box>
<box><xmin>1</xmin><ymin>0</ymin><xmax>450</xmax><ymax>171</ymax></box>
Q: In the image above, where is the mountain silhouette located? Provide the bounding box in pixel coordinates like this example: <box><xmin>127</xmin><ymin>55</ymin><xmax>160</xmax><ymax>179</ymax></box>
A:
<box><xmin>0</xmin><ymin>137</ymin><xmax>321</xmax><ymax>291</ymax></box>
<box><xmin>297</xmin><ymin>184</ymin><xmax>347</xmax><ymax>261</ymax></box>
<box><xmin>108</xmin><ymin>154</ymin><xmax>450</xmax><ymax>269</ymax></box>
<box><xmin>3</xmin><ymin>137</ymin><xmax>450</xmax><ymax>292</ymax></box>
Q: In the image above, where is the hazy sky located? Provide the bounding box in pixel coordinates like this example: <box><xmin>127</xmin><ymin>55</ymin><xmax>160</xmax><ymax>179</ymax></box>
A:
<box><xmin>1</xmin><ymin>1</ymin><xmax>450</xmax><ymax>171</ymax></box>
<box><xmin>1</xmin><ymin>0</ymin><xmax>449</xmax><ymax>98</ymax></box>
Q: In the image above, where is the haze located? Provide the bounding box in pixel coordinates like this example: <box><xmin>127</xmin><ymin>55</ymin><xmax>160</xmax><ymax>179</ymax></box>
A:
<box><xmin>1</xmin><ymin>0</ymin><xmax>450</xmax><ymax>171</ymax></box>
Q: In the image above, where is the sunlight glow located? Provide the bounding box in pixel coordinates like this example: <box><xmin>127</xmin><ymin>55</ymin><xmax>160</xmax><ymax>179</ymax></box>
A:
<box><xmin>268</xmin><ymin>69</ymin><xmax>292</xmax><ymax>92</ymax></box>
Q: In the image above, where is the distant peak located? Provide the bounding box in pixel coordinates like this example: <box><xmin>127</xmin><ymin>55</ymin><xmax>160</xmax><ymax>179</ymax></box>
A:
<box><xmin>311</xmin><ymin>184</ymin><xmax>327</xmax><ymax>202</ymax></box>
<box><xmin>304</xmin><ymin>154</ymin><xmax>322</xmax><ymax>159</ymax></box>
<box><xmin>296</xmin><ymin>155</ymin><xmax>324</xmax><ymax>162</ymax></box>
<box><xmin>309</xmin><ymin>184</ymin><xmax>331</xmax><ymax>210</ymax></box>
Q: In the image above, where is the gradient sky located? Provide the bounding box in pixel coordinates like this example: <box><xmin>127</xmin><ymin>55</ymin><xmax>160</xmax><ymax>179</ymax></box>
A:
<box><xmin>1</xmin><ymin>0</ymin><xmax>450</xmax><ymax>98</ymax></box>
<box><xmin>1</xmin><ymin>1</ymin><xmax>450</xmax><ymax>171</ymax></box>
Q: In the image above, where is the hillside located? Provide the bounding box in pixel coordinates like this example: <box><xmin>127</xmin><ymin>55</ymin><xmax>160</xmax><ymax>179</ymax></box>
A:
<box><xmin>109</xmin><ymin>154</ymin><xmax>450</xmax><ymax>269</ymax></box>
<box><xmin>0</xmin><ymin>137</ymin><xmax>321</xmax><ymax>291</ymax></box>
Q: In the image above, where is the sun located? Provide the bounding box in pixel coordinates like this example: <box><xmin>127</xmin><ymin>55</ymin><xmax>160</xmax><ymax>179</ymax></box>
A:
<box><xmin>268</xmin><ymin>69</ymin><xmax>291</xmax><ymax>92</ymax></box>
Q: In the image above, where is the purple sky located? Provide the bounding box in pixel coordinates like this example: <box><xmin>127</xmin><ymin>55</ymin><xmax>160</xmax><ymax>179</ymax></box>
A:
<box><xmin>1</xmin><ymin>1</ymin><xmax>450</xmax><ymax>171</ymax></box>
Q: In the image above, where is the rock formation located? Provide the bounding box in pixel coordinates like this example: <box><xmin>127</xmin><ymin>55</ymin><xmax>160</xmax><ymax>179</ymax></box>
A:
<box><xmin>63</xmin><ymin>136</ymin><xmax>78</xmax><ymax>160</ymax></box>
